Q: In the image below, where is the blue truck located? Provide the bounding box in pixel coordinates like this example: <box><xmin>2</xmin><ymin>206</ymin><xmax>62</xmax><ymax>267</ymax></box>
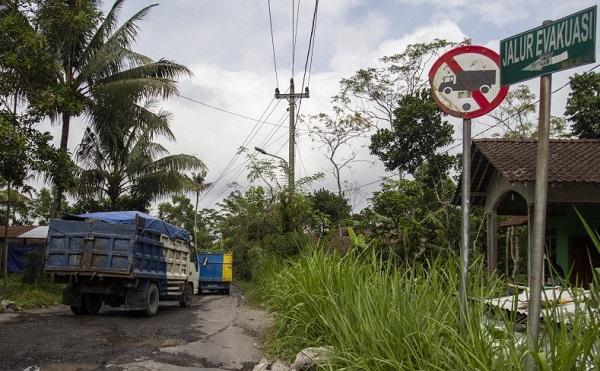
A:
<box><xmin>44</xmin><ymin>211</ymin><xmax>199</xmax><ymax>317</ymax></box>
<box><xmin>197</xmin><ymin>251</ymin><xmax>233</xmax><ymax>295</ymax></box>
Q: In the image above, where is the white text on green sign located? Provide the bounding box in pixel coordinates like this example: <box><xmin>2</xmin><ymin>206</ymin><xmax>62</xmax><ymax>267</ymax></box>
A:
<box><xmin>500</xmin><ymin>6</ymin><xmax>596</xmax><ymax>85</ymax></box>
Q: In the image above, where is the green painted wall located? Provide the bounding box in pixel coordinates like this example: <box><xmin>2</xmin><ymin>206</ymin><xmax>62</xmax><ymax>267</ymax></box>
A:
<box><xmin>546</xmin><ymin>205</ymin><xmax>600</xmax><ymax>274</ymax></box>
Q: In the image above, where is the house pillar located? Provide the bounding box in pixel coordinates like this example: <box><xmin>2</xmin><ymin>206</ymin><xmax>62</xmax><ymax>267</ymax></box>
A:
<box><xmin>486</xmin><ymin>210</ymin><xmax>498</xmax><ymax>273</ymax></box>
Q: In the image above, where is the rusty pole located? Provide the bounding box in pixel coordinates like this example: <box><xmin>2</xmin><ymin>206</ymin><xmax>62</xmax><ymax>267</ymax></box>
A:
<box><xmin>526</xmin><ymin>21</ymin><xmax>553</xmax><ymax>370</ymax></box>
<box><xmin>459</xmin><ymin>118</ymin><xmax>471</xmax><ymax>333</ymax></box>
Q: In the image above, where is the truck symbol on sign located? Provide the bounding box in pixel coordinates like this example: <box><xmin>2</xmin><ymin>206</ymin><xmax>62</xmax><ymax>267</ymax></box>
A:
<box><xmin>438</xmin><ymin>70</ymin><xmax>496</xmax><ymax>95</ymax></box>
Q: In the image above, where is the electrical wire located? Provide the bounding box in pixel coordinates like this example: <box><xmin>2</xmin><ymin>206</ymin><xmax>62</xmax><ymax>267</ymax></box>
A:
<box><xmin>196</xmin><ymin>97</ymin><xmax>283</xmax><ymax>205</ymax></box>
<box><xmin>267</xmin><ymin>0</ymin><xmax>280</xmax><ymax>89</ymax></box>
<box><xmin>293</xmin><ymin>0</ymin><xmax>301</xmax><ymax>79</ymax></box>
<box><xmin>300</xmin><ymin>0</ymin><xmax>318</xmax><ymax>92</ymax></box>
<box><xmin>178</xmin><ymin>94</ymin><xmax>307</xmax><ymax>131</ymax></box>
<box><xmin>291</xmin><ymin>0</ymin><xmax>295</xmax><ymax>77</ymax></box>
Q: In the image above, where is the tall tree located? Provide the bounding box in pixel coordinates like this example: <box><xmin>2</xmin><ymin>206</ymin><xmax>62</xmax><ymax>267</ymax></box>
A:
<box><xmin>191</xmin><ymin>170</ymin><xmax>211</xmax><ymax>244</ymax></box>
<box><xmin>5</xmin><ymin>0</ymin><xmax>191</xmax><ymax>214</ymax></box>
<box><xmin>369</xmin><ymin>89</ymin><xmax>453</xmax><ymax>175</ymax></box>
<box><xmin>0</xmin><ymin>111</ymin><xmax>65</xmax><ymax>289</ymax></box>
<box><xmin>335</xmin><ymin>39</ymin><xmax>456</xmax><ymax>129</ymax></box>
<box><xmin>490</xmin><ymin>84</ymin><xmax>570</xmax><ymax>139</ymax></box>
<box><xmin>306</xmin><ymin>110</ymin><xmax>371</xmax><ymax>196</ymax></box>
<box><xmin>565</xmin><ymin>72</ymin><xmax>600</xmax><ymax>139</ymax></box>
<box><xmin>335</xmin><ymin>40</ymin><xmax>459</xmax><ymax>176</ymax></box>
<box><xmin>75</xmin><ymin>99</ymin><xmax>205</xmax><ymax>211</ymax></box>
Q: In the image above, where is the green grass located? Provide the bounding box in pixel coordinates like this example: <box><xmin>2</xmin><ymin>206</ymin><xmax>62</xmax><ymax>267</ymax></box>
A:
<box><xmin>256</xmin><ymin>247</ymin><xmax>600</xmax><ymax>370</ymax></box>
<box><xmin>0</xmin><ymin>274</ymin><xmax>63</xmax><ymax>310</ymax></box>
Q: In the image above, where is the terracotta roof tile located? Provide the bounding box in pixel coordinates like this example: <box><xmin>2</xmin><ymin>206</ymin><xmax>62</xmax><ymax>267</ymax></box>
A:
<box><xmin>474</xmin><ymin>138</ymin><xmax>600</xmax><ymax>183</ymax></box>
<box><xmin>0</xmin><ymin>225</ymin><xmax>36</xmax><ymax>238</ymax></box>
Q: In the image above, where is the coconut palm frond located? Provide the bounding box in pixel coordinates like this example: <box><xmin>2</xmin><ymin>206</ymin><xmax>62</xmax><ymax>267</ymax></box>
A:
<box><xmin>135</xmin><ymin>170</ymin><xmax>196</xmax><ymax>199</ymax></box>
<box><xmin>150</xmin><ymin>154</ymin><xmax>206</xmax><ymax>173</ymax></box>
<box><xmin>81</xmin><ymin>1</ymin><xmax>157</xmax><ymax>68</ymax></box>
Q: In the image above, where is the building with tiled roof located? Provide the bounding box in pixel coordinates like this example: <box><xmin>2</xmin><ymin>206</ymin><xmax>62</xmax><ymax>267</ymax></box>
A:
<box><xmin>463</xmin><ymin>138</ymin><xmax>600</xmax><ymax>286</ymax></box>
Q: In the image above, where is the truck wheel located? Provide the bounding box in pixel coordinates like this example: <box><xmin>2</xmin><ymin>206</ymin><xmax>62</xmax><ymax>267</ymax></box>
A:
<box><xmin>144</xmin><ymin>283</ymin><xmax>159</xmax><ymax>317</ymax></box>
<box><xmin>179</xmin><ymin>283</ymin><xmax>193</xmax><ymax>308</ymax></box>
<box><xmin>82</xmin><ymin>294</ymin><xmax>102</xmax><ymax>315</ymax></box>
<box><xmin>480</xmin><ymin>85</ymin><xmax>490</xmax><ymax>94</ymax></box>
<box><xmin>443</xmin><ymin>87</ymin><xmax>452</xmax><ymax>94</ymax></box>
<box><xmin>223</xmin><ymin>287</ymin><xmax>230</xmax><ymax>296</ymax></box>
<box><xmin>70</xmin><ymin>305</ymin><xmax>84</xmax><ymax>315</ymax></box>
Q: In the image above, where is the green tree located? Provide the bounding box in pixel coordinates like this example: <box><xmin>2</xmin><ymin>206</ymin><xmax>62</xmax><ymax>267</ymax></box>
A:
<box><xmin>30</xmin><ymin>187</ymin><xmax>53</xmax><ymax>225</ymax></box>
<box><xmin>307</xmin><ymin>188</ymin><xmax>351</xmax><ymax>233</ymax></box>
<box><xmin>4</xmin><ymin>0</ymin><xmax>191</xmax><ymax>214</ymax></box>
<box><xmin>335</xmin><ymin>39</ymin><xmax>457</xmax><ymax>128</ymax></box>
<box><xmin>158</xmin><ymin>194</ymin><xmax>196</xmax><ymax>233</ymax></box>
<box><xmin>306</xmin><ymin>110</ymin><xmax>371</xmax><ymax>196</ymax></box>
<box><xmin>0</xmin><ymin>111</ymin><xmax>65</xmax><ymax>289</ymax></box>
<box><xmin>75</xmin><ymin>99</ymin><xmax>205</xmax><ymax>211</ymax></box>
<box><xmin>490</xmin><ymin>84</ymin><xmax>570</xmax><ymax>139</ymax></box>
<box><xmin>369</xmin><ymin>89</ymin><xmax>454</xmax><ymax>174</ymax></box>
<box><xmin>191</xmin><ymin>170</ymin><xmax>211</xmax><ymax>244</ymax></box>
<box><xmin>565</xmin><ymin>72</ymin><xmax>600</xmax><ymax>138</ymax></box>
<box><xmin>335</xmin><ymin>40</ymin><xmax>458</xmax><ymax>176</ymax></box>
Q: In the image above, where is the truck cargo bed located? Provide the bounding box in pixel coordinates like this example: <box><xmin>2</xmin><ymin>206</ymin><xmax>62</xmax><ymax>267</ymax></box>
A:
<box><xmin>46</xmin><ymin>218</ymin><xmax>191</xmax><ymax>281</ymax></box>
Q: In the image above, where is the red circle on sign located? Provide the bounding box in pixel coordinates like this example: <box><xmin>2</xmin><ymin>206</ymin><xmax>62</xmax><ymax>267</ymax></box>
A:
<box><xmin>428</xmin><ymin>45</ymin><xmax>509</xmax><ymax>119</ymax></box>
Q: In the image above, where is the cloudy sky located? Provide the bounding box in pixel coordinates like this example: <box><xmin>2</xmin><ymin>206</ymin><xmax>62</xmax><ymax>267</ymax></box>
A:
<box><xmin>39</xmin><ymin>0</ymin><xmax>600</xmax><ymax>211</ymax></box>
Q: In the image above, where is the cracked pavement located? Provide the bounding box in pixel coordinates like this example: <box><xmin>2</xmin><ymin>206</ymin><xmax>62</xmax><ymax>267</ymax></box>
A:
<box><xmin>0</xmin><ymin>286</ymin><xmax>270</xmax><ymax>371</ymax></box>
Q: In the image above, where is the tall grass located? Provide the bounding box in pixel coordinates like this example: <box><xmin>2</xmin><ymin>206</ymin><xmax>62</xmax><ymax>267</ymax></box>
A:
<box><xmin>256</xmin><ymin>247</ymin><xmax>599</xmax><ymax>370</ymax></box>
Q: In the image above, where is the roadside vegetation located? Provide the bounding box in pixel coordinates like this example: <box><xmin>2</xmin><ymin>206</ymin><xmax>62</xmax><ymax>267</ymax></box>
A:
<box><xmin>0</xmin><ymin>274</ymin><xmax>61</xmax><ymax>310</ymax></box>
<box><xmin>252</xmin><ymin>245</ymin><xmax>599</xmax><ymax>370</ymax></box>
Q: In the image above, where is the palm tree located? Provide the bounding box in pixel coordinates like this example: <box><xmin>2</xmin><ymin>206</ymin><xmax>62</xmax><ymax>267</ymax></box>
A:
<box><xmin>75</xmin><ymin>98</ymin><xmax>205</xmax><ymax>210</ymax></box>
<box><xmin>31</xmin><ymin>0</ymin><xmax>191</xmax><ymax>213</ymax></box>
<box><xmin>190</xmin><ymin>171</ymin><xmax>211</xmax><ymax>245</ymax></box>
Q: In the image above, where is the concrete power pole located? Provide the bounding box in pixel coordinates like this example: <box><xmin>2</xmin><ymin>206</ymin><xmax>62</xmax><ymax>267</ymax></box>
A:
<box><xmin>275</xmin><ymin>78</ymin><xmax>309</xmax><ymax>192</ymax></box>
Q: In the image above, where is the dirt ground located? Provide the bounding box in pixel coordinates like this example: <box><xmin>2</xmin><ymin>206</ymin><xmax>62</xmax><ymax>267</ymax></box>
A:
<box><xmin>0</xmin><ymin>286</ymin><xmax>270</xmax><ymax>371</ymax></box>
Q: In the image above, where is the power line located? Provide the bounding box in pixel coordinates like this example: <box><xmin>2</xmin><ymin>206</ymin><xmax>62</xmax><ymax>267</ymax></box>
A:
<box><xmin>178</xmin><ymin>94</ymin><xmax>308</xmax><ymax>131</ymax></box>
<box><xmin>300</xmin><ymin>0</ymin><xmax>318</xmax><ymax>92</ymax></box>
<box><xmin>267</xmin><ymin>0</ymin><xmax>280</xmax><ymax>89</ymax></box>
<box><xmin>207</xmin><ymin>122</ymin><xmax>290</xmax><ymax>205</ymax></box>
<box><xmin>197</xmin><ymin>97</ymin><xmax>283</xmax><ymax>205</ymax></box>
<box><xmin>205</xmin><ymin>112</ymin><xmax>289</xmax><ymax>206</ymax></box>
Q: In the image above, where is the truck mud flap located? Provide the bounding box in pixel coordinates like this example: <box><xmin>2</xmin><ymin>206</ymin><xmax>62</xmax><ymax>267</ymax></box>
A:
<box><xmin>124</xmin><ymin>288</ymin><xmax>146</xmax><ymax>310</ymax></box>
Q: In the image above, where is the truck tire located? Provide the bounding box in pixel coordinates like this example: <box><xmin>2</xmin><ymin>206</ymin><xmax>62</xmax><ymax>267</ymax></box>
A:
<box><xmin>179</xmin><ymin>283</ymin><xmax>193</xmax><ymax>308</ymax></box>
<box><xmin>82</xmin><ymin>294</ymin><xmax>102</xmax><ymax>315</ymax></box>
<box><xmin>443</xmin><ymin>87</ymin><xmax>452</xmax><ymax>94</ymax></box>
<box><xmin>223</xmin><ymin>286</ymin><xmax>230</xmax><ymax>295</ymax></box>
<box><xmin>144</xmin><ymin>283</ymin><xmax>159</xmax><ymax>317</ymax></box>
<box><xmin>70</xmin><ymin>305</ymin><xmax>84</xmax><ymax>315</ymax></box>
<box><xmin>480</xmin><ymin>85</ymin><xmax>490</xmax><ymax>94</ymax></box>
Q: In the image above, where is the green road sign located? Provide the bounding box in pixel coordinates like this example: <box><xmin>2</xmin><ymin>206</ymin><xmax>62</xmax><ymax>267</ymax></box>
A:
<box><xmin>500</xmin><ymin>6</ymin><xmax>596</xmax><ymax>85</ymax></box>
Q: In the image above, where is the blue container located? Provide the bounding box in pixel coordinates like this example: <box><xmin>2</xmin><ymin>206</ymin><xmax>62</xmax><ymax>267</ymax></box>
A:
<box><xmin>197</xmin><ymin>251</ymin><xmax>232</xmax><ymax>294</ymax></box>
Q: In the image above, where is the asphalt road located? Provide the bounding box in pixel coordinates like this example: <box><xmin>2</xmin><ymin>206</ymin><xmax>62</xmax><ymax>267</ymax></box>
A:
<box><xmin>0</xmin><ymin>287</ymin><xmax>270</xmax><ymax>371</ymax></box>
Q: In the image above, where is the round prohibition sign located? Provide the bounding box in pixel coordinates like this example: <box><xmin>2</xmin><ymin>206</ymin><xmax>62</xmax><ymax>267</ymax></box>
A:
<box><xmin>428</xmin><ymin>45</ymin><xmax>509</xmax><ymax>119</ymax></box>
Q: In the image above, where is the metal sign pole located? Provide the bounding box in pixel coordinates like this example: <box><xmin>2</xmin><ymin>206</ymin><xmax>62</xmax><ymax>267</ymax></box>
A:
<box><xmin>525</xmin><ymin>69</ymin><xmax>552</xmax><ymax>370</ymax></box>
<box><xmin>459</xmin><ymin>118</ymin><xmax>471</xmax><ymax>332</ymax></box>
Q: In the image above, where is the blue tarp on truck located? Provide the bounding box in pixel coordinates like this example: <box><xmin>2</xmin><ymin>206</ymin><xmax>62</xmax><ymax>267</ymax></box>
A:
<box><xmin>74</xmin><ymin>211</ymin><xmax>190</xmax><ymax>242</ymax></box>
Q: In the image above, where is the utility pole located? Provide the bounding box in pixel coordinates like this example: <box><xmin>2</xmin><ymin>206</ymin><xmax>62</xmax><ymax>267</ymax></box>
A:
<box><xmin>275</xmin><ymin>78</ymin><xmax>309</xmax><ymax>192</ymax></box>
